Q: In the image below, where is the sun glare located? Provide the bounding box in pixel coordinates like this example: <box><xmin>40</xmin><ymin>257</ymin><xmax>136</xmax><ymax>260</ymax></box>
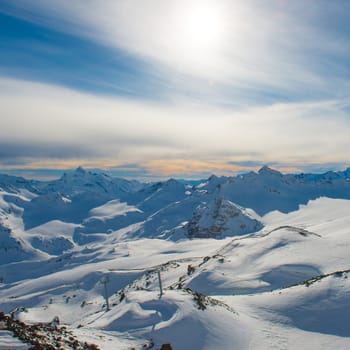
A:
<box><xmin>182</xmin><ymin>4</ymin><xmax>224</xmax><ymax>49</ymax></box>
<box><xmin>170</xmin><ymin>1</ymin><xmax>227</xmax><ymax>69</ymax></box>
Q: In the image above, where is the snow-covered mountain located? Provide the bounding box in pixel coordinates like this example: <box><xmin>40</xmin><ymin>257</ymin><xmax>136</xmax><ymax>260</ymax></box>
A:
<box><xmin>2</xmin><ymin>164</ymin><xmax>350</xmax><ymax>248</ymax></box>
<box><xmin>186</xmin><ymin>197</ymin><xmax>263</xmax><ymax>239</ymax></box>
<box><xmin>196</xmin><ymin>165</ymin><xmax>350</xmax><ymax>215</ymax></box>
<box><xmin>0</xmin><ymin>173</ymin><xmax>40</xmax><ymax>195</ymax></box>
<box><xmin>2</xmin><ymin>166</ymin><xmax>350</xmax><ymax>349</ymax></box>
<box><xmin>45</xmin><ymin>166</ymin><xmax>144</xmax><ymax>198</ymax></box>
<box><xmin>164</xmin><ymin>196</ymin><xmax>263</xmax><ymax>240</ymax></box>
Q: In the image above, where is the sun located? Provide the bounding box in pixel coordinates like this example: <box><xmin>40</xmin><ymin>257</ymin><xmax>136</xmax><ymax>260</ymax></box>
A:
<box><xmin>169</xmin><ymin>1</ymin><xmax>227</xmax><ymax>69</ymax></box>
<box><xmin>181</xmin><ymin>3</ymin><xmax>224</xmax><ymax>50</ymax></box>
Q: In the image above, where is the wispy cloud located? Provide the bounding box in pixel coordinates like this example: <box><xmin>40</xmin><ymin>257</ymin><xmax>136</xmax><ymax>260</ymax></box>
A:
<box><xmin>2</xmin><ymin>1</ymin><xmax>350</xmax><ymax>178</ymax></box>
<box><xmin>2</xmin><ymin>0</ymin><xmax>350</xmax><ymax>104</ymax></box>
<box><xmin>1</xmin><ymin>77</ymin><xmax>350</xmax><ymax>178</ymax></box>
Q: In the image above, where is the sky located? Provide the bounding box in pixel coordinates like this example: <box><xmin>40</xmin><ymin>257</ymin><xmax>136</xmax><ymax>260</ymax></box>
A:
<box><xmin>1</xmin><ymin>0</ymin><xmax>350</xmax><ymax>180</ymax></box>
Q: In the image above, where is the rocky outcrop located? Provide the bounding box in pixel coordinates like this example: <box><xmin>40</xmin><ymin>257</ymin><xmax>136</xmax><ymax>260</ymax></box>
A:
<box><xmin>0</xmin><ymin>312</ymin><xmax>100</xmax><ymax>350</ymax></box>
<box><xmin>186</xmin><ymin>197</ymin><xmax>263</xmax><ymax>239</ymax></box>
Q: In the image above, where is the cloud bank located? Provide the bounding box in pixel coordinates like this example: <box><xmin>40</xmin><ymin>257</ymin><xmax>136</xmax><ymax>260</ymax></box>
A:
<box><xmin>1</xmin><ymin>1</ymin><xmax>350</xmax><ymax>178</ymax></box>
<box><xmin>1</xmin><ymin>77</ymin><xmax>350</xmax><ymax>177</ymax></box>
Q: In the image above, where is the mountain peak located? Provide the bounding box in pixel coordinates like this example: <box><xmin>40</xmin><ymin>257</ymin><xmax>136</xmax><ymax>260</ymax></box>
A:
<box><xmin>258</xmin><ymin>166</ymin><xmax>282</xmax><ymax>176</ymax></box>
<box><xmin>60</xmin><ymin>166</ymin><xmax>88</xmax><ymax>180</ymax></box>
<box><xmin>75</xmin><ymin>166</ymin><xmax>87</xmax><ymax>174</ymax></box>
<box><xmin>343</xmin><ymin>167</ymin><xmax>350</xmax><ymax>177</ymax></box>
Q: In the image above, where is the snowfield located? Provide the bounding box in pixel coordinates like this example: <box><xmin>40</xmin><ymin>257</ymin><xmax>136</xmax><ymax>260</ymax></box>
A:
<box><xmin>1</xmin><ymin>167</ymin><xmax>350</xmax><ymax>349</ymax></box>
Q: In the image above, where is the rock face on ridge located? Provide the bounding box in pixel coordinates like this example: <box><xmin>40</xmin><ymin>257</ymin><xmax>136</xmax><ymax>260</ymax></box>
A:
<box><xmin>186</xmin><ymin>197</ymin><xmax>263</xmax><ymax>239</ymax></box>
<box><xmin>0</xmin><ymin>218</ymin><xmax>37</xmax><ymax>264</ymax></box>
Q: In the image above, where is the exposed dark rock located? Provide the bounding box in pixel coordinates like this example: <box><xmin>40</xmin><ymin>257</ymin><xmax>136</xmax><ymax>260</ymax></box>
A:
<box><xmin>159</xmin><ymin>344</ymin><xmax>173</xmax><ymax>350</ymax></box>
<box><xmin>0</xmin><ymin>312</ymin><xmax>100</xmax><ymax>350</ymax></box>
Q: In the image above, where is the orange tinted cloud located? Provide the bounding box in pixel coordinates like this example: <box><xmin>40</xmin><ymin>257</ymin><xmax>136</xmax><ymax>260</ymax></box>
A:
<box><xmin>0</xmin><ymin>159</ymin><xmax>123</xmax><ymax>171</ymax></box>
<box><xmin>142</xmin><ymin>159</ymin><xmax>255</xmax><ymax>176</ymax></box>
<box><xmin>1</xmin><ymin>157</ymin><xmax>303</xmax><ymax>179</ymax></box>
<box><xmin>275</xmin><ymin>166</ymin><xmax>302</xmax><ymax>173</ymax></box>
<box><xmin>142</xmin><ymin>160</ymin><xmax>303</xmax><ymax>177</ymax></box>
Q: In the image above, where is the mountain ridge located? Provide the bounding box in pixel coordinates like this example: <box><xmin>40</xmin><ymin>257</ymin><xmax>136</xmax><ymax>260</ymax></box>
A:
<box><xmin>2</xmin><ymin>166</ymin><xmax>350</xmax><ymax>348</ymax></box>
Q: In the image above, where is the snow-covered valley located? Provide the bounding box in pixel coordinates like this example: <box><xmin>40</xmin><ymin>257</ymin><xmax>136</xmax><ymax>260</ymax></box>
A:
<box><xmin>1</xmin><ymin>166</ymin><xmax>350</xmax><ymax>349</ymax></box>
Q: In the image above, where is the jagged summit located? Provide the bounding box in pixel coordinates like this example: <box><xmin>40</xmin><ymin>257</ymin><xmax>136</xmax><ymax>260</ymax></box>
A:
<box><xmin>75</xmin><ymin>166</ymin><xmax>86</xmax><ymax>174</ymax></box>
<box><xmin>257</xmin><ymin>165</ymin><xmax>282</xmax><ymax>176</ymax></box>
<box><xmin>164</xmin><ymin>178</ymin><xmax>182</xmax><ymax>187</ymax></box>
<box><xmin>61</xmin><ymin>166</ymin><xmax>105</xmax><ymax>180</ymax></box>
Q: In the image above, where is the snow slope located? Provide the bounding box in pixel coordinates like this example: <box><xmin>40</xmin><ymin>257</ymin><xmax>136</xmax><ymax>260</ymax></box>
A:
<box><xmin>1</xmin><ymin>167</ymin><xmax>350</xmax><ymax>349</ymax></box>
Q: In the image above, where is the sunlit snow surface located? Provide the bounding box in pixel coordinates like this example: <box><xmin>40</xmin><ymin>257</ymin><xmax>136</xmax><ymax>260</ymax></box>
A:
<box><xmin>1</xmin><ymin>168</ymin><xmax>350</xmax><ymax>349</ymax></box>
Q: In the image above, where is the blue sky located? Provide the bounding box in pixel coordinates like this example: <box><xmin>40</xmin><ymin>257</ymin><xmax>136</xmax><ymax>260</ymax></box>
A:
<box><xmin>1</xmin><ymin>0</ymin><xmax>350</xmax><ymax>180</ymax></box>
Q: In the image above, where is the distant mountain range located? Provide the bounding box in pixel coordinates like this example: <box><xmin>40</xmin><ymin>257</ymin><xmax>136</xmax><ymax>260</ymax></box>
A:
<box><xmin>2</xmin><ymin>166</ymin><xmax>350</xmax><ymax>349</ymax></box>
<box><xmin>1</xmin><ymin>165</ymin><xmax>350</xmax><ymax>262</ymax></box>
